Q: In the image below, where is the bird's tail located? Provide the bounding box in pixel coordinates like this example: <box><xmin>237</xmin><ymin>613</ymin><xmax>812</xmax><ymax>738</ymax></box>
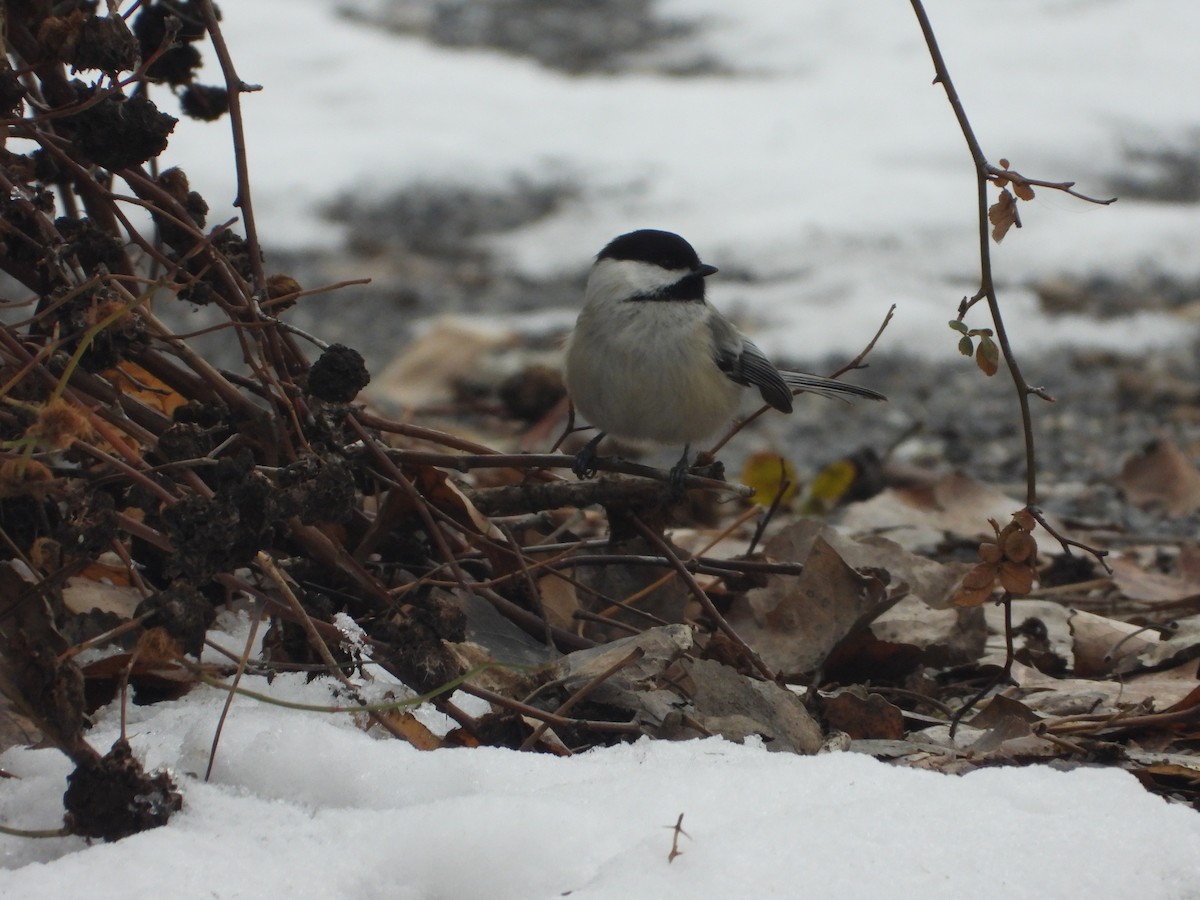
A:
<box><xmin>780</xmin><ymin>371</ymin><xmax>886</xmax><ymax>402</ymax></box>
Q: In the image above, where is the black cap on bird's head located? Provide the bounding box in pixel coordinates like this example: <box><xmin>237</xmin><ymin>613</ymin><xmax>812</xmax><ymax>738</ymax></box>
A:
<box><xmin>597</xmin><ymin>229</ymin><xmax>718</xmax><ymax>278</ymax></box>
<box><xmin>595</xmin><ymin>230</ymin><xmax>717</xmax><ymax>302</ymax></box>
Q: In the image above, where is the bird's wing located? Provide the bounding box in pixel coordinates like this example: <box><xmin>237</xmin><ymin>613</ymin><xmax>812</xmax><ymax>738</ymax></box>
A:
<box><xmin>709</xmin><ymin>315</ymin><xmax>794</xmax><ymax>413</ymax></box>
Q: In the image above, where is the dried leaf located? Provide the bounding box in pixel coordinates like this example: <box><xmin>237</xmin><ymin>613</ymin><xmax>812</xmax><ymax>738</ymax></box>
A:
<box><xmin>105</xmin><ymin>362</ymin><xmax>187</xmax><ymax>418</ymax></box>
<box><xmin>1013</xmin><ymin>181</ymin><xmax>1036</xmax><ymax>201</ymax></box>
<box><xmin>999</xmin><ymin>559</ymin><xmax>1035</xmax><ymax>595</ymax></box>
<box><xmin>801</xmin><ymin>458</ymin><xmax>856</xmax><ymax>514</ymax></box>
<box><xmin>951</xmin><ymin>580</ymin><xmax>996</xmax><ymax>608</ymax></box>
<box><xmin>961</xmin><ymin>562</ymin><xmax>998</xmax><ymax>592</ymax></box>
<box><xmin>372</xmin><ymin>320</ymin><xmax>513</xmax><ymax>408</ymax></box>
<box><xmin>823</xmin><ymin>689</ymin><xmax>904</xmax><ymax>740</ymax></box>
<box><xmin>534</xmin><ymin>572</ymin><xmax>579</xmax><ymax>630</ymax></box>
<box><xmin>870</xmin><ymin>595</ymin><xmax>986</xmax><ymax>666</ymax></box>
<box><xmin>730</xmin><ymin>535</ymin><xmax>891</xmax><ymax>674</ymax></box>
<box><xmin>676</xmin><ymin>656</ymin><xmax>824</xmax><ymax>753</ymax></box>
<box><xmin>1011</xmin><ymin>508</ymin><xmax>1037</xmax><ymax>532</ymax></box>
<box><xmin>63</xmin><ymin>576</ymin><xmax>141</xmax><ymax>617</ymax></box>
<box><xmin>976</xmin><ymin>335</ymin><xmax>1000</xmax><ymax>376</ymax></box>
<box><xmin>838</xmin><ymin>472</ymin><xmax>1052</xmax><ymax>555</ymax></box>
<box><xmin>1117</xmin><ymin>438</ymin><xmax>1200</xmax><ymax>516</ymax></box>
<box><xmin>988</xmin><ymin>188</ymin><xmax>1019</xmax><ymax>242</ymax></box>
<box><xmin>1070</xmin><ymin>609</ymin><xmax>1157</xmax><ymax>677</ymax></box>
<box><xmin>1110</xmin><ymin>554</ymin><xmax>1200</xmax><ymax>603</ymax></box>
<box><xmin>370</xmin><ymin>709</ymin><xmax>442</xmax><ymax>750</ymax></box>
<box><xmin>1002</xmin><ymin>531</ymin><xmax>1037</xmax><ymax>564</ymax></box>
<box><xmin>740</xmin><ymin>452</ymin><xmax>798</xmax><ymax>508</ymax></box>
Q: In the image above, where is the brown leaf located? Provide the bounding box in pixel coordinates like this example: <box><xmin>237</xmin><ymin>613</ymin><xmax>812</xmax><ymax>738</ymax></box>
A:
<box><xmin>838</xmin><ymin>472</ymin><xmax>1057</xmax><ymax>556</ymax></box>
<box><xmin>951</xmin><ymin>580</ymin><xmax>996</xmax><ymax>608</ymax></box>
<box><xmin>961</xmin><ymin>561</ymin><xmax>998</xmax><ymax>591</ymax></box>
<box><xmin>998</xmin><ymin>559</ymin><xmax>1035</xmax><ymax>596</ymax></box>
<box><xmin>105</xmin><ymin>362</ymin><xmax>188</xmax><ymax>418</ymax></box>
<box><xmin>988</xmin><ymin>189</ymin><xmax>1019</xmax><ymax>242</ymax></box>
<box><xmin>1011</xmin><ymin>508</ymin><xmax>1037</xmax><ymax>532</ymax></box>
<box><xmin>823</xmin><ymin>689</ymin><xmax>904</xmax><ymax>740</ymax></box>
<box><xmin>370</xmin><ymin>709</ymin><xmax>442</xmax><ymax>750</ymax></box>
<box><xmin>1001</xmin><ymin>530</ymin><xmax>1037</xmax><ymax>564</ymax></box>
<box><xmin>1070</xmin><ymin>609</ymin><xmax>1157</xmax><ymax>677</ymax></box>
<box><xmin>975</xmin><ymin>335</ymin><xmax>1000</xmax><ymax>376</ymax></box>
<box><xmin>534</xmin><ymin>572</ymin><xmax>579</xmax><ymax>630</ymax></box>
<box><xmin>729</xmin><ymin>535</ymin><xmax>891</xmax><ymax>674</ymax></box>
<box><xmin>1116</xmin><ymin>437</ymin><xmax>1200</xmax><ymax>516</ymax></box>
<box><xmin>1012</xmin><ymin>181</ymin><xmax>1036</xmax><ymax>201</ymax></box>
<box><xmin>870</xmin><ymin>595</ymin><xmax>986</xmax><ymax>666</ymax></box>
<box><xmin>969</xmin><ymin>693</ymin><xmax>1041</xmax><ymax>728</ymax></box>
<box><xmin>1110</xmin><ymin>553</ymin><xmax>1200</xmax><ymax>603</ymax></box>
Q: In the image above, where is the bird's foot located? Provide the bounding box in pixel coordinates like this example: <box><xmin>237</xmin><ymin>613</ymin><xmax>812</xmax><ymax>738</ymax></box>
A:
<box><xmin>571</xmin><ymin>432</ymin><xmax>606</xmax><ymax>480</ymax></box>
<box><xmin>667</xmin><ymin>444</ymin><xmax>692</xmax><ymax>496</ymax></box>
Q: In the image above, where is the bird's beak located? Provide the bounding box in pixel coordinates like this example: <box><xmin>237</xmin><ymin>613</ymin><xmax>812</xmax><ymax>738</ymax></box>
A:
<box><xmin>696</xmin><ymin>264</ymin><xmax>718</xmax><ymax>278</ymax></box>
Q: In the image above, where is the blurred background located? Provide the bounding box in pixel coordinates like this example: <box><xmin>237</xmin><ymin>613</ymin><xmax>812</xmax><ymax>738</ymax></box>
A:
<box><xmin>155</xmin><ymin>0</ymin><xmax>1200</xmax><ymax>511</ymax></box>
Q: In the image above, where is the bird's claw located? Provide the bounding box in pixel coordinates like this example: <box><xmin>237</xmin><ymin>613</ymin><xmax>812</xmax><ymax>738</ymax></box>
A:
<box><xmin>572</xmin><ymin>453</ymin><xmax>598</xmax><ymax>480</ymax></box>
<box><xmin>668</xmin><ymin>462</ymin><xmax>690</xmax><ymax>496</ymax></box>
<box><xmin>667</xmin><ymin>444</ymin><xmax>693</xmax><ymax>497</ymax></box>
<box><xmin>572</xmin><ymin>432</ymin><xmax>605</xmax><ymax>480</ymax></box>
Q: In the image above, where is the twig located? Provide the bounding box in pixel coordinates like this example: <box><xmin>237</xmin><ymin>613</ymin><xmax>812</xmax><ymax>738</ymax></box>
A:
<box><xmin>519</xmin><ymin>647</ymin><xmax>646</xmax><ymax>750</ymax></box>
<box><xmin>629</xmin><ymin>514</ymin><xmax>776</xmax><ymax>682</ymax></box>
<box><xmin>982</xmin><ymin>164</ymin><xmax>1116</xmax><ymax>206</ymax></box>
<box><xmin>498</xmin><ymin>523</ymin><xmax>555</xmax><ymax>649</ymax></box>
<box><xmin>205</xmin><ymin>599</ymin><xmax>265</xmax><ymax>782</ymax></box>
<box><xmin>744</xmin><ymin>457</ymin><xmax>792</xmax><ymax>557</ymax></box>
<box><xmin>389</xmin><ymin>449</ymin><xmax>750</xmax><ymax>497</ymax></box>
<box><xmin>1028</xmin><ymin>506</ymin><xmax>1112</xmax><ymax>574</ymax></box>
<box><xmin>949</xmin><ymin>593</ymin><xmax>1015</xmax><ymax>737</ymax></box>
<box><xmin>197</xmin><ymin>0</ymin><xmax>266</xmax><ymax>295</ymax></box>
<box><xmin>667</xmin><ymin>813</ymin><xmax>690</xmax><ymax>863</ymax></box>
<box><xmin>254</xmin><ymin>552</ymin><xmax>409</xmax><ymax>742</ymax></box>
<box><xmin>708</xmin><ymin>303</ymin><xmax>894</xmax><ymax>457</ymax></box>
<box><xmin>909</xmin><ymin>0</ymin><xmax>1044</xmax><ymax>508</ymax></box>
<box><xmin>459</xmin><ymin>684</ymin><xmax>641</xmax><ymax>734</ymax></box>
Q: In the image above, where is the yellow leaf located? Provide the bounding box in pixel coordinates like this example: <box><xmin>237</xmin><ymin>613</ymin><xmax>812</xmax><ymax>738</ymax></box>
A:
<box><xmin>741</xmin><ymin>452</ymin><xmax>799</xmax><ymax>507</ymax></box>
<box><xmin>104</xmin><ymin>361</ymin><xmax>188</xmax><ymax>418</ymax></box>
<box><xmin>800</xmin><ymin>458</ymin><xmax>857</xmax><ymax>514</ymax></box>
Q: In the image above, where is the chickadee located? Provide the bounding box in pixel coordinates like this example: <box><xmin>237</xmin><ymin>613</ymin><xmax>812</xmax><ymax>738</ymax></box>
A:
<box><xmin>563</xmin><ymin>229</ymin><xmax>885</xmax><ymax>483</ymax></box>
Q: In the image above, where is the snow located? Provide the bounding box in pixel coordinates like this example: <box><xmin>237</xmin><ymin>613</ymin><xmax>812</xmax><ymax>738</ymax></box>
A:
<box><xmin>4</xmin><ymin>2</ymin><xmax>1200</xmax><ymax>895</ymax></box>
<box><xmin>4</xmin><ymin>669</ymin><xmax>1200</xmax><ymax>899</ymax></box>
